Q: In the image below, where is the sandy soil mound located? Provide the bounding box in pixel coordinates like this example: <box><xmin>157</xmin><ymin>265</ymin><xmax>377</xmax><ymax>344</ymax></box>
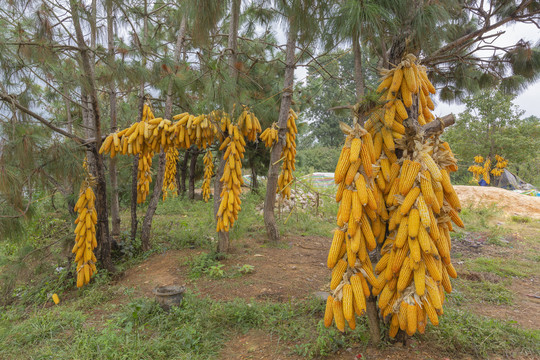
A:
<box><xmin>455</xmin><ymin>185</ymin><xmax>540</xmax><ymax>219</ymax></box>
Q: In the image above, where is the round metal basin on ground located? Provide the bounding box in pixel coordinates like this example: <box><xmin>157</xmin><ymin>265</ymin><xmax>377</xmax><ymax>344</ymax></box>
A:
<box><xmin>153</xmin><ymin>285</ymin><xmax>185</xmax><ymax>311</ymax></box>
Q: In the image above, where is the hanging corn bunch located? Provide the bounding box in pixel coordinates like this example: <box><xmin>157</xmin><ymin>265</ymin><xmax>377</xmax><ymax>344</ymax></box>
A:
<box><xmin>327</xmin><ymin>54</ymin><xmax>462</xmax><ymax>338</ymax></box>
<box><xmin>162</xmin><ymin>147</ymin><xmax>179</xmax><ymax>200</ymax></box>
<box><xmin>202</xmin><ymin>149</ymin><xmax>214</xmax><ymax>202</ymax></box>
<box><xmin>491</xmin><ymin>155</ymin><xmax>507</xmax><ymax>177</ymax></box>
<box><xmin>72</xmin><ymin>159</ymin><xmax>98</xmax><ymax>288</ymax></box>
<box><xmin>238</xmin><ymin>106</ymin><xmax>262</xmax><ymax>142</ymax></box>
<box><xmin>372</xmin><ymin>54</ymin><xmax>461</xmax><ymax>338</ymax></box>
<box><xmin>277</xmin><ymin>109</ymin><xmax>299</xmax><ymax>199</ymax></box>
<box><xmin>474</xmin><ymin>155</ymin><xmax>484</xmax><ymax>163</ymax></box>
<box><xmin>216</xmin><ymin>125</ymin><xmax>246</xmax><ymax>232</ymax></box>
<box><xmin>324</xmin><ymin>121</ymin><xmax>379</xmax><ymax>332</ymax></box>
<box><xmin>260</xmin><ymin>123</ymin><xmax>279</xmax><ymax>147</ymax></box>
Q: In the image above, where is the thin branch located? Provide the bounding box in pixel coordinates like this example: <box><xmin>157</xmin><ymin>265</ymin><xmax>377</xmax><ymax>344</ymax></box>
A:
<box><xmin>0</xmin><ymin>91</ymin><xmax>86</xmax><ymax>144</ymax></box>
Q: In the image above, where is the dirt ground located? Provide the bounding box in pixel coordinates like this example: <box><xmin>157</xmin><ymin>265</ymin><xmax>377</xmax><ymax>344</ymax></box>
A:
<box><xmin>454</xmin><ymin>185</ymin><xmax>540</xmax><ymax>219</ymax></box>
<box><xmin>116</xmin><ymin>186</ymin><xmax>540</xmax><ymax>359</ymax></box>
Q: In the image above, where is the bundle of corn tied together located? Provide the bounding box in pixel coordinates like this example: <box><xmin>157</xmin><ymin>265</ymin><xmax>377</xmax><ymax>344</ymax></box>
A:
<box><xmin>325</xmin><ymin>54</ymin><xmax>463</xmax><ymax>337</ymax></box>
<box><xmin>202</xmin><ymin>149</ymin><xmax>214</xmax><ymax>202</ymax></box>
<box><xmin>72</xmin><ymin>159</ymin><xmax>98</xmax><ymax>288</ymax></box>
<box><xmin>216</xmin><ymin>125</ymin><xmax>246</xmax><ymax>232</ymax></box>
<box><xmin>162</xmin><ymin>147</ymin><xmax>179</xmax><ymax>200</ymax></box>
<box><xmin>324</xmin><ymin>121</ymin><xmax>380</xmax><ymax>332</ymax></box>
<box><xmin>277</xmin><ymin>109</ymin><xmax>299</xmax><ymax>199</ymax></box>
<box><xmin>100</xmin><ymin>102</ymin><xmax>263</xmax><ymax>232</ymax></box>
<box><xmin>491</xmin><ymin>155</ymin><xmax>507</xmax><ymax>177</ymax></box>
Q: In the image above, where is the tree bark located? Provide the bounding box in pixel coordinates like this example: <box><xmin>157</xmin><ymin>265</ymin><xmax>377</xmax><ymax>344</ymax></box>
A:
<box><xmin>179</xmin><ymin>149</ymin><xmax>189</xmax><ymax>196</ymax></box>
<box><xmin>107</xmin><ymin>0</ymin><xmax>121</xmax><ymax>239</ymax></box>
<box><xmin>251</xmin><ymin>160</ymin><xmax>258</xmax><ymax>192</ymax></box>
<box><xmin>352</xmin><ymin>30</ymin><xmax>364</xmax><ymax>100</ymax></box>
<box><xmin>131</xmin><ymin>0</ymin><xmax>149</xmax><ymax>244</ymax></box>
<box><xmin>188</xmin><ymin>147</ymin><xmax>198</xmax><ymax>200</ymax></box>
<box><xmin>130</xmin><ymin>155</ymin><xmax>139</xmax><ymax>242</ymax></box>
<box><xmin>263</xmin><ymin>21</ymin><xmax>297</xmax><ymax>242</ymax></box>
<box><xmin>69</xmin><ymin>0</ymin><xmax>113</xmax><ymax>272</ymax></box>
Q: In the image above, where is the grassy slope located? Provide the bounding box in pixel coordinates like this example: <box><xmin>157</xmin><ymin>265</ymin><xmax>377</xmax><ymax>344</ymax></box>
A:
<box><xmin>1</xmin><ymin>190</ymin><xmax>539</xmax><ymax>359</ymax></box>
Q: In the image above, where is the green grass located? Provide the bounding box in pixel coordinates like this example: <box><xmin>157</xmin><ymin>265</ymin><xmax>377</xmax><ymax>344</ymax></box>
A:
<box><xmin>456</xmin><ymin>205</ymin><xmax>509</xmax><ymax>245</ymax></box>
<box><xmin>426</xmin><ymin>305</ymin><xmax>540</xmax><ymax>358</ymax></box>
<box><xmin>450</xmin><ymin>278</ymin><xmax>514</xmax><ymax>305</ymax></box>
<box><xmin>465</xmin><ymin>257</ymin><xmax>536</xmax><ymax>278</ymax></box>
<box><xmin>510</xmin><ymin>215</ymin><xmax>532</xmax><ymax>223</ymax></box>
<box><xmin>0</xmin><ymin>292</ymin><xmax>369</xmax><ymax>360</ymax></box>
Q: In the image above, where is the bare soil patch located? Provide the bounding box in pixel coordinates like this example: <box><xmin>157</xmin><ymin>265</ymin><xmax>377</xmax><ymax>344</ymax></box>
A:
<box><xmin>454</xmin><ymin>185</ymin><xmax>540</xmax><ymax>219</ymax></box>
<box><xmin>118</xmin><ymin>236</ymin><xmax>331</xmax><ymax>301</ymax></box>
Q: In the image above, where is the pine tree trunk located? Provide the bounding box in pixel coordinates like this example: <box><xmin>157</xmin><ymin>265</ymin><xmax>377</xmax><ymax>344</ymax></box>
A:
<box><xmin>188</xmin><ymin>148</ymin><xmax>198</xmax><ymax>200</ymax></box>
<box><xmin>140</xmin><ymin>151</ymin><xmax>165</xmax><ymax>251</ymax></box>
<box><xmin>69</xmin><ymin>0</ymin><xmax>114</xmax><ymax>272</ymax></box>
<box><xmin>180</xmin><ymin>149</ymin><xmax>189</xmax><ymax>196</ymax></box>
<box><xmin>107</xmin><ymin>0</ymin><xmax>120</xmax><ymax>238</ymax></box>
<box><xmin>352</xmin><ymin>31</ymin><xmax>365</xmax><ymax>100</ymax></box>
<box><xmin>130</xmin><ymin>155</ymin><xmax>139</xmax><ymax>242</ymax></box>
<box><xmin>263</xmin><ymin>21</ymin><xmax>297</xmax><ymax>242</ymax></box>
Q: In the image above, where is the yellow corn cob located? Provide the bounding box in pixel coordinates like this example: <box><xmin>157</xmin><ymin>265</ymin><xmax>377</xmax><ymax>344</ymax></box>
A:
<box><xmin>414</xmin><ymin>260</ymin><xmax>426</xmax><ymax>296</ymax></box>
<box><xmin>446</xmin><ymin>263</ymin><xmax>458</xmax><ymax>278</ymax></box>
<box><xmin>389</xmin><ymin>67</ymin><xmax>403</xmax><ymax>94</ymax></box>
<box><xmin>331</xmin><ymin>259</ymin><xmax>348</xmax><ymax>290</ymax></box>
<box><xmin>327</xmin><ymin>230</ymin><xmax>345</xmax><ymax>268</ymax></box>
<box><xmin>362</xmin><ymin>133</ymin><xmax>376</xmax><ymax>163</ymax></box>
<box><xmin>333</xmin><ymin>299</ymin><xmax>346</xmax><ymax>332</ymax></box>
<box><xmin>417</xmin><ymin>302</ymin><xmax>427</xmax><ymax>334</ymax></box>
<box><xmin>342</xmin><ymin>284</ymin><xmax>354</xmax><ymax>321</ymax></box>
<box><xmin>409</xmin><ymin>236</ymin><xmax>421</xmax><ymax>264</ymax></box>
<box><xmin>340</xmin><ymin>189</ymin><xmax>352</xmax><ymax>223</ymax></box>
<box><xmin>345</xmin><ymin>159</ymin><xmax>362</xmax><ymax>185</ymax></box>
<box><xmin>350</xmin><ymin>138</ymin><xmax>362</xmax><ymax>163</ymax></box>
<box><xmin>416</xmin><ymin>194</ymin><xmax>431</xmax><ymax>229</ymax></box>
<box><xmin>334</xmin><ymin>147</ymin><xmax>351</xmax><ymax>184</ymax></box>
<box><xmin>392</xmin><ymin>240</ymin><xmax>409</xmax><ymax>273</ymax></box>
<box><xmin>441</xmin><ymin>265</ymin><xmax>453</xmax><ymax>293</ymax></box>
<box><xmin>424</xmin><ymin>298</ymin><xmax>439</xmax><ymax>325</ymax></box>
<box><xmin>376</xmin><ymin>75</ymin><xmax>393</xmax><ymax>92</ymax></box>
<box><xmin>378</xmin><ymin>283</ymin><xmax>395</xmax><ymax>310</ymax></box>
<box><xmin>397</xmin><ymin>257</ymin><xmax>413</xmax><ymax>291</ymax></box>
<box><xmin>360</xmin><ymin>143</ymin><xmax>373</xmax><ymax>177</ymax></box>
<box><xmin>407</xmin><ymin>299</ymin><xmax>417</xmax><ymax>335</ymax></box>
<box><xmin>400</xmin><ymin>187</ymin><xmax>421</xmax><ymax>215</ymax></box>
<box><xmin>408</xmin><ymin>208</ymin><xmax>420</xmax><ymax>238</ymax></box>
<box><xmin>449</xmin><ymin>208</ymin><xmax>464</xmax><ymax>228</ymax></box>
<box><xmin>401</xmin><ymin>79</ymin><xmax>413</xmax><ymax>107</ymax></box>
<box><xmin>424</xmin><ymin>254</ymin><xmax>442</xmax><ymax>282</ymax></box>
<box><xmin>403</xmin><ymin>66</ymin><xmax>417</xmax><ymax>92</ymax></box>
<box><xmin>324</xmin><ymin>295</ymin><xmax>334</xmax><ymax>327</ymax></box>
<box><xmin>394</xmin><ymin>216</ymin><xmax>409</xmax><ymax>248</ymax></box>
<box><xmin>421</xmin><ymin>152</ymin><xmax>442</xmax><ymax>182</ymax></box>
<box><xmin>398</xmin><ymin>301</ymin><xmax>408</xmax><ymax>331</ymax></box>
<box><xmin>400</xmin><ymin>161</ymin><xmax>421</xmax><ymax>195</ymax></box>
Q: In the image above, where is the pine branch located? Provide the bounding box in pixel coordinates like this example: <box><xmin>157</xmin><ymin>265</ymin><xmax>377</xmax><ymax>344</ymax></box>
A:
<box><xmin>423</xmin><ymin>0</ymin><xmax>539</xmax><ymax>66</ymax></box>
<box><xmin>0</xmin><ymin>91</ymin><xmax>85</xmax><ymax>144</ymax></box>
